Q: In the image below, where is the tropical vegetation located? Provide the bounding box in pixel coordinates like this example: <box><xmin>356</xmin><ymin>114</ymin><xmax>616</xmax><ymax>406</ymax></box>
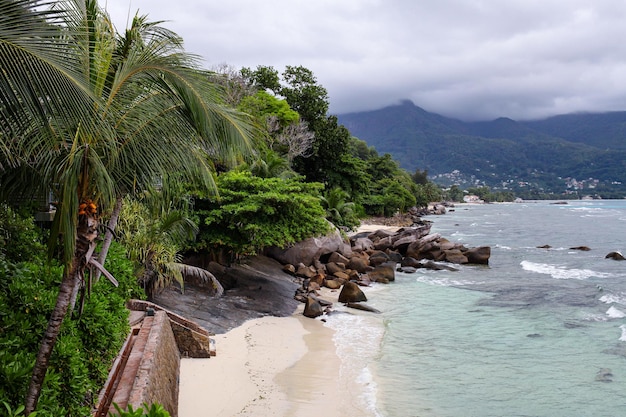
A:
<box><xmin>0</xmin><ymin>1</ymin><xmax>443</xmax><ymax>415</ymax></box>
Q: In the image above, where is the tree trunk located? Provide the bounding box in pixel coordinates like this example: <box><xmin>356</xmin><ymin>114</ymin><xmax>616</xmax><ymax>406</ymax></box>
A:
<box><xmin>95</xmin><ymin>197</ymin><xmax>122</xmax><ymax>282</ymax></box>
<box><xmin>24</xmin><ymin>216</ymin><xmax>97</xmax><ymax>415</ymax></box>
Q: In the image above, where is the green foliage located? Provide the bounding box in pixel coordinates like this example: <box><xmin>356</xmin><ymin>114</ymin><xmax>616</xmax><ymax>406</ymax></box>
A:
<box><xmin>320</xmin><ymin>187</ymin><xmax>360</xmax><ymax>230</ymax></box>
<box><xmin>0</xmin><ymin>242</ymin><xmax>138</xmax><ymax>416</ymax></box>
<box><xmin>191</xmin><ymin>171</ymin><xmax>329</xmax><ymax>260</ymax></box>
<box><xmin>239</xmin><ymin>91</ymin><xmax>299</xmax><ymax>127</ymax></box>
<box><xmin>466</xmin><ymin>186</ymin><xmax>515</xmax><ymax>203</ymax></box>
<box><xmin>110</xmin><ymin>402</ymin><xmax>171</xmax><ymax>417</ymax></box>
<box><xmin>445</xmin><ymin>185</ymin><xmax>465</xmax><ymax>202</ymax></box>
<box><xmin>1</xmin><ymin>402</ymin><xmax>38</xmax><ymax>417</ymax></box>
<box><xmin>116</xmin><ymin>188</ymin><xmax>198</xmax><ymax>298</ymax></box>
<box><xmin>0</xmin><ymin>204</ymin><xmax>45</xmax><ymax>263</ymax></box>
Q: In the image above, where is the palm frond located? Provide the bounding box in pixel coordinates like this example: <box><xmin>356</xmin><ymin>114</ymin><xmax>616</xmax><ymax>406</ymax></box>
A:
<box><xmin>169</xmin><ymin>263</ymin><xmax>224</xmax><ymax>297</ymax></box>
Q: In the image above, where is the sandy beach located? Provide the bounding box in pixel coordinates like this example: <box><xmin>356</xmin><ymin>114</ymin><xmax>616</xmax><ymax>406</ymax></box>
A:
<box><xmin>178</xmin><ymin>224</ymin><xmax>391</xmax><ymax>417</ymax></box>
<box><xmin>178</xmin><ymin>305</ymin><xmax>372</xmax><ymax>416</ymax></box>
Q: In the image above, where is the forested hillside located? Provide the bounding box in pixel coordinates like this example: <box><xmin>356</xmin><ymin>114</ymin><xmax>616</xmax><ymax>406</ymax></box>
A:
<box><xmin>339</xmin><ymin>101</ymin><xmax>626</xmax><ymax>198</ymax></box>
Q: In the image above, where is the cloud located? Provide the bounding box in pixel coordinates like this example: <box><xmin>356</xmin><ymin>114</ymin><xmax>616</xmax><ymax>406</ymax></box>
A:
<box><xmin>105</xmin><ymin>0</ymin><xmax>626</xmax><ymax>120</ymax></box>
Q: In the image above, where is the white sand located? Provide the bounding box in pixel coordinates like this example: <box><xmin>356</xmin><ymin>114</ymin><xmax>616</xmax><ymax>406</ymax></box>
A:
<box><xmin>178</xmin><ymin>310</ymin><xmax>371</xmax><ymax>416</ymax></box>
<box><xmin>178</xmin><ymin>224</ymin><xmax>393</xmax><ymax>416</ymax></box>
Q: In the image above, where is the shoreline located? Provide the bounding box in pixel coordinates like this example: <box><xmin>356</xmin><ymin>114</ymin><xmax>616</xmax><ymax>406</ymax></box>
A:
<box><xmin>178</xmin><ymin>224</ymin><xmax>391</xmax><ymax>416</ymax></box>
<box><xmin>178</xmin><ymin>296</ymin><xmax>377</xmax><ymax>416</ymax></box>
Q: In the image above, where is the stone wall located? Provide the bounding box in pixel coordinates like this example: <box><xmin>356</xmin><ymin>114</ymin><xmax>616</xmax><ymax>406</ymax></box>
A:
<box><xmin>127</xmin><ymin>311</ymin><xmax>180</xmax><ymax>417</ymax></box>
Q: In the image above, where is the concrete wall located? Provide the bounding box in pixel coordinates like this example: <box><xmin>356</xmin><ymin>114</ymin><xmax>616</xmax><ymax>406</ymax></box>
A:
<box><xmin>127</xmin><ymin>311</ymin><xmax>180</xmax><ymax>417</ymax></box>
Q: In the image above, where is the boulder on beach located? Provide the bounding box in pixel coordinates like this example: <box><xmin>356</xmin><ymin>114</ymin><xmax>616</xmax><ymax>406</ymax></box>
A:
<box><xmin>368</xmin><ymin>261</ymin><xmax>396</xmax><ymax>283</ymax></box>
<box><xmin>266</xmin><ymin>224</ymin><xmax>347</xmax><ymax>266</ymax></box>
<box><xmin>338</xmin><ymin>281</ymin><xmax>367</xmax><ymax>303</ymax></box>
<box><xmin>345</xmin><ymin>302</ymin><xmax>381</xmax><ymax>314</ymax></box>
<box><xmin>304</xmin><ymin>296</ymin><xmax>324</xmax><ymax>318</ymax></box>
<box><xmin>570</xmin><ymin>246</ymin><xmax>591</xmax><ymax>251</ymax></box>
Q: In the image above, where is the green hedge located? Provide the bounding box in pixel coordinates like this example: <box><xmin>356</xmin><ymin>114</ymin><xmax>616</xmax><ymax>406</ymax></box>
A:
<box><xmin>0</xmin><ymin>242</ymin><xmax>141</xmax><ymax>416</ymax></box>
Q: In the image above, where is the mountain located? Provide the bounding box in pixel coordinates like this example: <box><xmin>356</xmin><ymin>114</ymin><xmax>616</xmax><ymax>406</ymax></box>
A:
<box><xmin>338</xmin><ymin>101</ymin><xmax>626</xmax><ymax>196</ymax></box>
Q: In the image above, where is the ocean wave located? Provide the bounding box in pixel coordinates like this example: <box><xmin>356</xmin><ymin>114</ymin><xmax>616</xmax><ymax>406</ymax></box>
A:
<box><xmin>324</xmin><ymin>312</ymin><xmax>385</xmax><ymax>414</ymax></box>
<box><xmin>606</xmin><ymin>306</ymin><xmax>626</xmax><ymax>319</ymax></box>
<box><xmin>414</xmin><ymin>275</ymin><xmax>476</xmax><ymax>287</ymax></box>
<box><xmin>620</xmin><ymin>325</ymin><xmax>626</xmax><ymax>342</ymax></box>
<box><xmin>520</xmin><ymin>260</ymin><xmax>614</xmax><ymax>280</ymax></box>
<box><xmin>600</xmin><ymin>293</ymin><xmax>626</xmax><ymax>305</ymax></box>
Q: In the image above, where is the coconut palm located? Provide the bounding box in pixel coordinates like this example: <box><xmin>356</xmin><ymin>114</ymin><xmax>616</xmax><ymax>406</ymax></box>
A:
<box><xmin>0</xmin><ymin>1</ymin><xmax>252</xmax><ymax>413</ymax></box>
<box><xmin>117</xmin><ymin>182</ymin><xmax>224</xmax><ymax>300</ymax></box>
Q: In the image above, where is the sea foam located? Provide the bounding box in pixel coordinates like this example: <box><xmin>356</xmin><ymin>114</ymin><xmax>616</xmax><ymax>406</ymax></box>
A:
<box><xmin>520</xmin><ymin>260</ymin><xmax>613</xmax><ymax>280</ymax></box>
<box><xmin>606</xmin><ymin>306</ymin><xmax>626</xmax><ymax>319</ymax></box>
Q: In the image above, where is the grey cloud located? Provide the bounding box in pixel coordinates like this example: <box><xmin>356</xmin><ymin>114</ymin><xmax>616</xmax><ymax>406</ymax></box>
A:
<box><xmin>107</xmin><ymin>0</ymin><xmax>626</xmax><ymax>120</ymax></box>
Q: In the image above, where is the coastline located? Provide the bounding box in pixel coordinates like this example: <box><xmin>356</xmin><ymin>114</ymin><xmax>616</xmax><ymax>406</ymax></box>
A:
<box><xmin>178</xmin><ymin>223</ymin><xmax>392</xmax><ymax>417</ymax></box>
<box><xmin>178</xmin><ymin>296</ymin><xmax>376</xmax><ymax>416</ymax></box>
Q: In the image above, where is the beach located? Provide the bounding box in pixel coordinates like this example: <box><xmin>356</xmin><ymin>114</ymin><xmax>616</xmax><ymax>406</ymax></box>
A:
<box><xmin>177</xmin><ymin>224</ymin><xmax>400</xmax><ymax>416</ymax></box>
<box><xmin>178</xmin><ymin>293</ymin><xmax>372</xmax><ymax>416</ymax></box>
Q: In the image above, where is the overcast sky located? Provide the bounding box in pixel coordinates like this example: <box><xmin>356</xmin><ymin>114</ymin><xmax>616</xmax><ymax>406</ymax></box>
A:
<box><xmin>104</xmin><ymin>0</ymin><xmax>626</xmax><ymax>121</ymax></box>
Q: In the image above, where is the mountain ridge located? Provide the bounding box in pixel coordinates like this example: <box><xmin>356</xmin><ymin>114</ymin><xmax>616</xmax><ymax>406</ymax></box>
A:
<box><xmin>338</xmin><ymin>100</ymin><xmax>626</xmax><ymax>197</ymax></box>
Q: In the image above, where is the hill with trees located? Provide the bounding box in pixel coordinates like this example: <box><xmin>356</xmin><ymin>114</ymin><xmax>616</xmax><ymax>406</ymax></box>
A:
<box><xmin>339</xmin><ymin>101</ymin><xmax>626</xmax><ymax>198</ymax></box>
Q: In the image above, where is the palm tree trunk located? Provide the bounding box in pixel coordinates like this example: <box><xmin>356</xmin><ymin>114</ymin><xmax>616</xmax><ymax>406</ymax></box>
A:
<box><xmin>24</xmin><ymin>216</ymin><xmax>97</xmax><ymax>415</ymax></box>
<box><xmin>24</xmin><ymin>267</ymin><xmax>79</xmax><ymax>415</ymax></box>
<box><xmin>95</xmin><ymin>197</ymin><xmax>122</xmax><ymax>283</ymax></box>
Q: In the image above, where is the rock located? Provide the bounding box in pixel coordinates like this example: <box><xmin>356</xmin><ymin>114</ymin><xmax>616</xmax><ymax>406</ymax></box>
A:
<box><xmin>422</xmin><ymin>260</ymin><xmax>459</xmax><ymax>271</ymax></box>
<box><xmin>605</xmin><ymin>251</ymin><xmax>625</xmax><ymax>260</ymax></box>
<box><xmin>369</xmin><ymin>251</ymin><xmax>390</xmax><ymax>266</ymax></box>
<box><xmin>352</xmin><ymin>237</ymin><xmax>375</xmax><ymax>252</ymax></box>
<box><xmin>537</xmin><ymin>244</ymin><xmax>552</xmax><ymax>249</ymax></box>
<box><xmin>400</xmin><ymin>256</ymin><xmax>421</xmax><ymax>268</ymax></box>
<box><xmin>444</xmin><ymin>249</ymin><xmax>468</xmax><ymax>264</ymax></box>
<box><xmin>295</xmin><ymin>264</ymin><xmax>317</xmax><ymax>279</ymax></box>
<box><xmin>303</xmin><ymin>296</ymin><xmax>324</xmax><ymax>318</ymax></box>
<box><xmin>266</xmin><ymin>224</ymin><xmax>347</xmax><ymax>266</ymax></box>
<box><xmin>373</xmin><ymin>236</ymin><xmax>393</xmax><ymax>251</ymax></box>
<box><xmin>338</xmin><ymin>281</ymin><xmax>367</xmax><ymax>303</ymax></box>
<box><xmin>368</xmin><ymin>261</ymin><xmax>396</xmax><ymax>283</ymax></box>
<box><xmin>345</xmin><ymin>302</ymin><xmax>381</xmax><ymax>314</ymax></box>
<box><xmin>397</xmin><ymin>266</ymin><xmax>417</xmax><ymax>274</ymax></box>
<box><xmin>595</xmin><ymin>368</ymin><xmax>613</xmax><ymax>383</ymax></box>
<box><xmin>386</xmin><ymin>250</ymin><xmax>403</xmax><ymax>263</ymax></box>
<box><xmin>307</xmin><ymin>281</ymin><xmax>321</xmax><ymax>292</ymax></box>
<box><xmin>324</xmin><ymin>279</ymin><xmax>342</xmax><ymax>289</ymax></box>
<box><xmin>326</xmin><ymin>262</ymin><xmax>346</xmax><ymax>275</ymax></box>
<box><xmin>282</xmin><ymin>264</ymin><xmax>296</xmax><ymax>275</ymax></box>
<box><xmin>570</xmin><ymin>246</ymin><xmax>591</xmax><ymax>251</ymax></box>
<box><xmin>332</xmin><ymin>271</ymin><xmax>350</xmax><ymax>281</ymax></box>
<box><xmin>328</xmin><ymin>252</ymin><xmax>350</xmax><ymax>265</ymax></box>
<box><xmin>347</xmin><ymin>256</ymin><xmax>371</xmax><ymax>273</ymax></box>
<box><xmin>465</xmin><ymin>246</ymin><xmax>491</xmax><ymax>264</ymax></box>
<box><xmin>405</xmin><ymin>233</ymin><xmax>441</xmax><ymax>259</ymax></box>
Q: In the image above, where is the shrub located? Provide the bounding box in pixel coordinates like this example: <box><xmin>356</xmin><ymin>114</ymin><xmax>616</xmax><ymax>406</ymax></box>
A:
<box><xmin>110</xmin><ymin>403</ymin><xmax>171</xmax><ymax>417</ymax></box>
<box><xmin>0</xmin><ymin>243</ymin><xmax>140</xmax><ymax>416</ymax></box>
<box><xmin>191</xmin><ymin>171</ymin><xmax>329</xmax><ymax>261</ymax></box>
<box><xmin>0</xmin><ymin>204</ymin><xmax>44</xmax><ymax>263</ymax></box>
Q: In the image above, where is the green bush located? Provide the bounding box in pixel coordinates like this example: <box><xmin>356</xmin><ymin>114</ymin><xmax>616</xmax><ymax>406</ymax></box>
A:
<box><xmin>110</xmin><ymin>403</ymin><xmax>171</xmax><ymax>417</ymax></box>
<box><xmin>191</xmin><ymin>171</ymin><xmax>330</xmax><ymax>260</ymax></box>
<box><xmin>0</xmin><ymin>242</ymin><xmax>140</xmax><ymax>416</ymax></box>
<box><xmin>0</xmin><ymin>204</ymin><xmax>44</xmax><ymax>263</ymax></box>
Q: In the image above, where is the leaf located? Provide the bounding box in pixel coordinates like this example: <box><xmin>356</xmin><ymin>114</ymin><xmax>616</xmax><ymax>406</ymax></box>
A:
<box><xmin>88</xmin><ymin>259</ymin><xmax>119</xmax><ymax>287</ymax></box>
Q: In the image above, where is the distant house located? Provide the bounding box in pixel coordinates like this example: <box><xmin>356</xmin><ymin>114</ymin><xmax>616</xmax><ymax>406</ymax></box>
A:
<box><xmin>463</xmin><ymin>195</ymin><xmax>484</xmax><ymax>203</ymax></box>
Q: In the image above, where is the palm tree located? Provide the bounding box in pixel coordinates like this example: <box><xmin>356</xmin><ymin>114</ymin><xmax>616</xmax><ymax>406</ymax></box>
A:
<box><xmin>0</xmin><ymin>1</ymin><xmax>252</xmax><ymax>413</ymax></box>
<box><xmin>117</xmin><ymin>183</ymin><xmax>224</xmax><ymax>300</ymax></box>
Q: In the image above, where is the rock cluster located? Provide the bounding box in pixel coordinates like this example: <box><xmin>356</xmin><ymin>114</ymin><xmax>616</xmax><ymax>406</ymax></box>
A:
<box><xmin>267</xmin><ymin>221</ymin><xmax>491</xmax><ymax>319</ymax></box>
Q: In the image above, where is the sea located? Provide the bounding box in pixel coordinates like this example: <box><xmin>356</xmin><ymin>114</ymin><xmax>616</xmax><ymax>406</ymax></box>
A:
<box><xmin>324</xmin><ymin>200</ymin><xmax>626</xmax><ymax>417</ymax></box>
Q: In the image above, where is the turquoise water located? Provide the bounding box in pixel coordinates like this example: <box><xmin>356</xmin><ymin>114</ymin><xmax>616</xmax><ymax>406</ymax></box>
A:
<box><xmin>328</xmin><ymin>200</ymin><xmax>626</xmax><ymax>417</ymax></box>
